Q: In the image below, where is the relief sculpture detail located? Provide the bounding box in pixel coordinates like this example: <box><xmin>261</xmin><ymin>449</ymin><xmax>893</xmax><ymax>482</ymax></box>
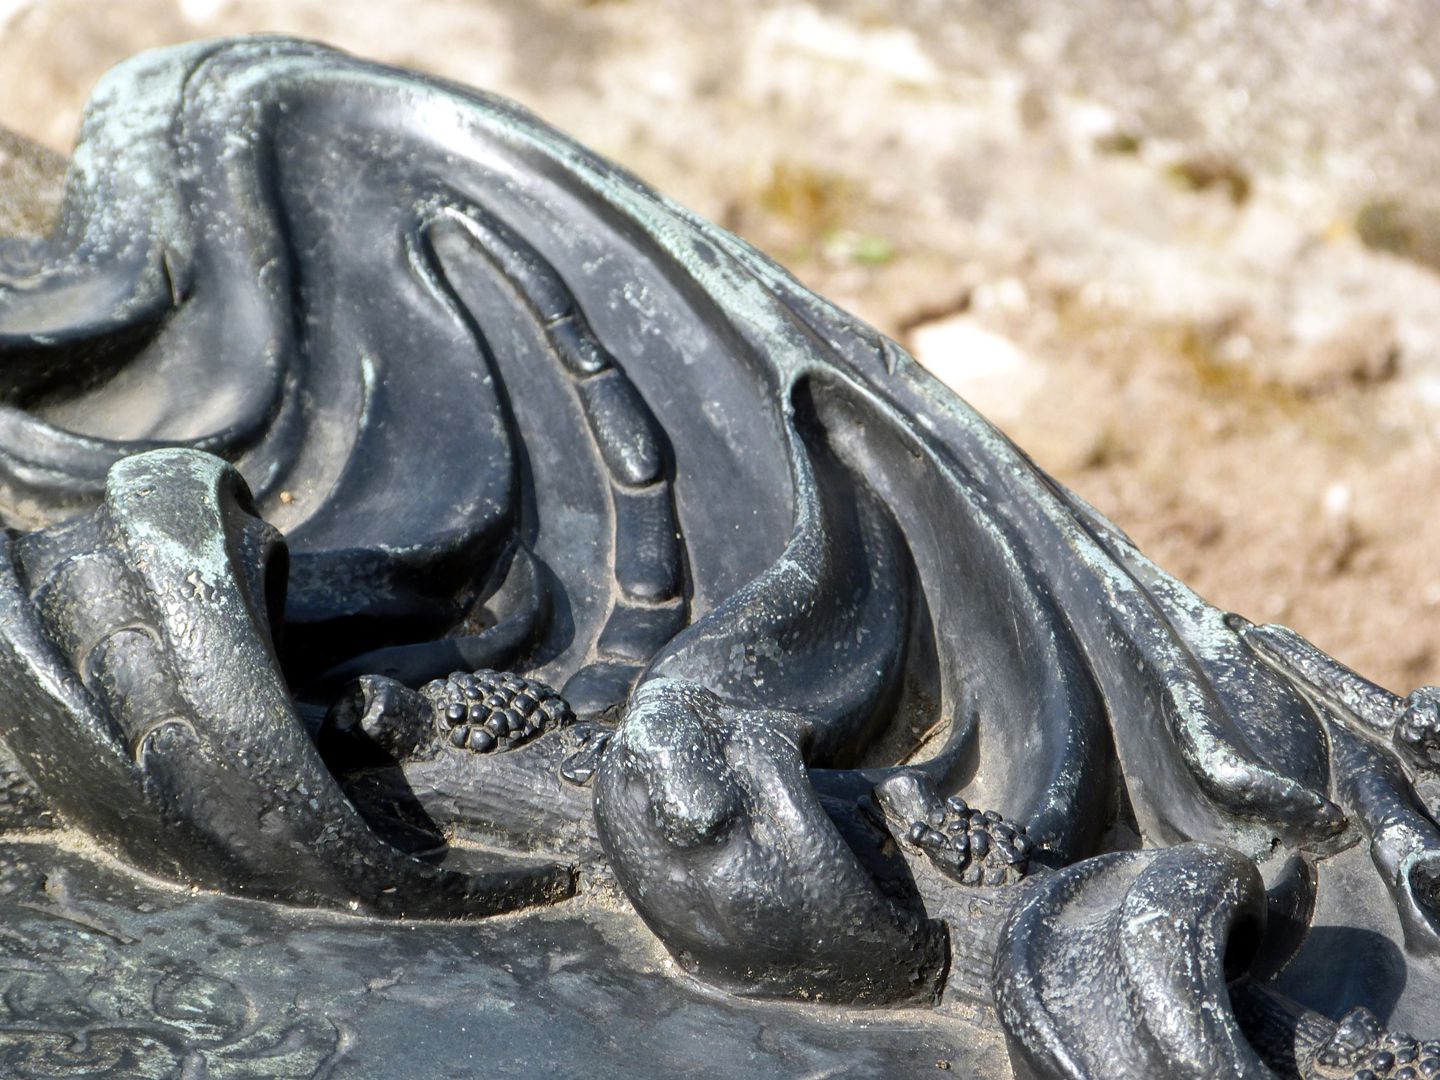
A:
<box><xmin>0</xmin><ymin>38</ymin><xmax>1435</xmax><ymax>1079</ymax></box>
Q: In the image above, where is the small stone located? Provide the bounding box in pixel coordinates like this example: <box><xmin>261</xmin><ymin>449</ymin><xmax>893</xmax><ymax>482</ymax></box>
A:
<box><xmin>1275</xmin><ymin>311</ymin><xmax>1399</xmax><ymax>395</ymax></box>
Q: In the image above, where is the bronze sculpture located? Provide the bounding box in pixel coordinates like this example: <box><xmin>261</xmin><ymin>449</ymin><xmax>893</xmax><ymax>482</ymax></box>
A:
<box><xmin>0</xmin><ymin>37</ymin><xmax>1435</xmax><ymax>1078</ymax></box>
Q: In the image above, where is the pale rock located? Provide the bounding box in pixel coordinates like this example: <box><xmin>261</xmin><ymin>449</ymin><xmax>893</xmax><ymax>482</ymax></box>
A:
<box><xmin>908</xmin><ymin>315</ymin><xmax>1042</xmax><ymax>428</ymax></box>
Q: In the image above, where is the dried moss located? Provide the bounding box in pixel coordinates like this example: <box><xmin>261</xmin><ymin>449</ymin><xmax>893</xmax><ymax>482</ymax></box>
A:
<box><xmin>1166</xmin><ymin>154</ymin><xmax>1251</xmax><ymax>205</ymax></box>
<box><xmin>757</xmin><ymin>160</ymin><xmax>853</xmax><ymax>239</ymax></box>
<box><xmin>1094</xmin><ymin>130</ymin><xmax>1143</xmax><ymax>156</ymax></box>
<box><xmin>1354</xmin><ymin>197</ymin><xmax>1440</xmax><ymax>272</ymax></box>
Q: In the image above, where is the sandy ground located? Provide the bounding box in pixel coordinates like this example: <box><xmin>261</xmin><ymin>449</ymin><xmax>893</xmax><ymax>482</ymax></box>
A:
<box><xmin>5</xmin><ymin>0</ymin><xmax>1440</xmax><ymax>691</ymax></box>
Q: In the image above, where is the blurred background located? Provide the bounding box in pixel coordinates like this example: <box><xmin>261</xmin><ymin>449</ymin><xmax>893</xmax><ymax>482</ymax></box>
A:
<box><xmin>2</xmin><ymin>0</ymin><xmax>1439</xmax><ymax>690</ymax></box>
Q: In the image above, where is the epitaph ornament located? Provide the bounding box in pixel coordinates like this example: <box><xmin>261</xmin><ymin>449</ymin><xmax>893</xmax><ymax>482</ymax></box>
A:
<box><xmin>0</xmin><ymin>37</ymin><xmax>1435</xmax><ymax>1079</ymax></box>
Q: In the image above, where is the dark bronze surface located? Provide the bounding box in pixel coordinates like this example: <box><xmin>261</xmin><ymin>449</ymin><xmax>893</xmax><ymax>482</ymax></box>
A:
<box><xmin>0</xmin><ymin>38</ymin><xmax>1436</xmax><ymax>1078</ymax></box>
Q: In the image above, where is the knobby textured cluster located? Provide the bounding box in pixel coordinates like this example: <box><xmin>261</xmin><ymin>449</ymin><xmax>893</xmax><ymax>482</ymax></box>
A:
<box><xmin>0</xmin><ymin>37</ymin><xmax>1435</xmax><ymax>1078</ymax></box>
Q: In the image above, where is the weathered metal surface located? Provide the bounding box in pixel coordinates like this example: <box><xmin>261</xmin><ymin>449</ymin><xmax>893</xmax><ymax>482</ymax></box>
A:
<box><xmin>0</xmin><ymin>37</ymin><xmax>1436</xmax><ymax>1078</ymax></box>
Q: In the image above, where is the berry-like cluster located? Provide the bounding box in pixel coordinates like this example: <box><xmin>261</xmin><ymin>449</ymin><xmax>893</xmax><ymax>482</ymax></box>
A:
<box><xmin>420</xmin><ymin>670</ymin><xmax>573</xmax><ymax>754</ymax></box>
<box><xmin>904</xmin><ymin>796</ymin><xmax>1032</xmax><ymax>886</ymax></box>
<box><xmin>1397</xmin><ymin>691</ymin><xmax>1440</xmax><ymax>773</ymax></box>
<box><xmin>1309</xmin><ymin>1006</ymin><xmax>1440</xmax><ymax>1080</ymax></box>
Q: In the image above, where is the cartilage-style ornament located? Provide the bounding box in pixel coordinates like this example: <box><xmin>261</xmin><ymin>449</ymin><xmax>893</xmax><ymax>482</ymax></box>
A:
<box><xmin>0</xmin><ymin>36</ymin><xmax>1434</xmax><ymax>1078</ymax></box>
